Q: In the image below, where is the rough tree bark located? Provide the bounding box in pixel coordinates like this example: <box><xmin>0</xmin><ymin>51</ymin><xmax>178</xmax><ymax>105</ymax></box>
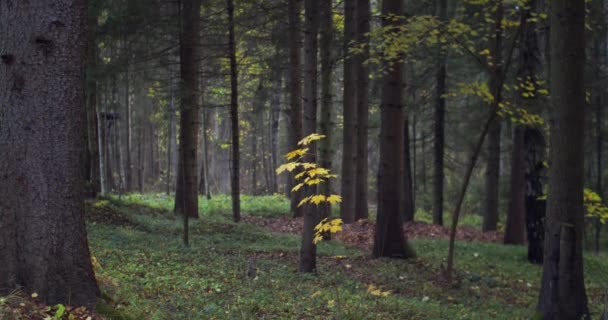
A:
<box><xmin>0</xmin><ymin>0</ymin><xmax>100</xmax><ymax>306</ymax></box>
<box><xmin>340</xmin><ymin>0</ymin><xmax>358</xmax><ymax>224</ymax></box>
<box><xmin>537</xmin><ymin>0</ymin><xmax>589</xmax><ymax>317</ymax></box>
<box><xmin>373</xmin><ymin>0</ymin><xmax>415</xmax><ymax>259</ymax></box>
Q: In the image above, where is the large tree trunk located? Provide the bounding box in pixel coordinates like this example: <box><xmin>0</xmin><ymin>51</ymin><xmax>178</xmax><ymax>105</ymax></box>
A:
<box><xmin>340</xmin><ymin>0</ymin><xmax>358</xmax><ymax>224</ymax></box>
<box><xmin>299</xmin><ymin>0</ymin><xmax>320</xmax><ymax>273</ymax></box>
<box><xmin>227</xmin><ymin>0</ymin><xmax>241</xmax><ymax>222</ymax></box>
<box><xmin>288</xmin><ymin>0</ymin><xmax>304</xmax><ymax>218</ymax></box>
<box><xmin>0</xmin><ymin>0</ymin><xmax>100</xmax><ymax>306</ymax></box>
<box><xmin>175</xmin><ymin>0</ymin><xmax>201</xmax><ymax>242</ymax></box>
<box><xmin>355</xmin><ymin>0</ymin><xmax>370</xmax><ymax>221</ymax></box>
<box><xmin>432</xmin><ymin>0</ymin><xmax>447</xmax><ymax>226</ymax></box>
<box><xmin>482</xmin><ymin>0</ymin><xmax>504</xmax><ymax>232</ymax></box>
<box><xmin>318</xmin><ymin>0</ymin><xmax>334</xmax><ymax>226</ymax></box>
<box><xmin>537</xmin><ymin>0</ymin><xmax>589</xmax><ymax>317</ymax></box>
<box><xmin>373</xmin><ymin>0</ymin><xmax>415</xmax><ymax>259</ymax></box>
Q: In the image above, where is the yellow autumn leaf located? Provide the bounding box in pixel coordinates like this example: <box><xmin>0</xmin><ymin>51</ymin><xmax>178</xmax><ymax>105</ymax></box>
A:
<box><xmin>292</xmin><ymin>183</ymin><xmax>305</xmax><ymax>192</ymax></box>
<box><xmin>313</xmin><ymin>234</ymin><xmax>324</xmax><ymax>244</ymax></box>
<box><xmin>310</xmin><ymin>195</ymin><xmax>326</xmax><ymax>205</ymax></box>
<box><xmin>276</xmin><ymin>162</ymin><xmax>299</xmax><ymax>174</ymax></box>
<box><xmin>298</xmin><ymin>133</ymin><xmax>326</xmax><ymax>146</ymax></box>
<box><xmin>298</xmin><ymin>196</ymin><xmax>311</xmax><ymax>207</ymax></box>
<box><xmin>306</xmin><ymin>178</ymin><xmax>323</xmax><ymax>186</ymax></box>
<box><xmin>307</xmin><ymin>167</ymin><xmax>330</xmax><ymax>177</ymax></box>
<box><xmin>326</xmin><ymin>194</ymin><xmax>342</xmax><ymax>204</ymax></box>
<box><xmin>286</xmin><ymin>148</ymin><xmax>308</xmax><ymax>160</ymax></box>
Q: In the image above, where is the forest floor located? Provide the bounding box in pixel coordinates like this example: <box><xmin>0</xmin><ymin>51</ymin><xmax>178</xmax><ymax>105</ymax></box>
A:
<box><xmin>2</xmin><ymin>193</ymin><xmax>608</xmax><ymax>319</ymax></box>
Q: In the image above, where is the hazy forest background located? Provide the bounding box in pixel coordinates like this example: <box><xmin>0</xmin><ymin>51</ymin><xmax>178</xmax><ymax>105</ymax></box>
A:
<box><xmin>1</xmin><ymin>0</ymin><xmax>608</xmax><ymax>319</ymax></box>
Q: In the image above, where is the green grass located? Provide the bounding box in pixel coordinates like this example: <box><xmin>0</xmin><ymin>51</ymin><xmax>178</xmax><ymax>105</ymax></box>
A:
<box><xmin>87</xmin><ymin>194</ymin><xmax>608</xmax><ymax>319</ymax></box>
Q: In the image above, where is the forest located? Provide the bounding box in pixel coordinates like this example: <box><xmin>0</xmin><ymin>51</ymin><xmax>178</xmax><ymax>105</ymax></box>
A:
<box><xmin>1</xmin><ymin>0</ymin><xmax>607</xmax><ymax>319</ymax></box>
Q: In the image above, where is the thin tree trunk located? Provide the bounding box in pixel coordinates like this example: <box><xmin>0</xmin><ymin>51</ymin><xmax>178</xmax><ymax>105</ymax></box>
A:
<box><xmin>0</xmin><ymin>0</ymin><xmax>100</xmax><ymax>305</ymax></box>
<box><xmin>86</xmin><ymin>9</ymin><xmax>101</xmax><ymax>197</ymax></box>
<box><xmin>167</xmin><ymin>89</ymin><xmax>177</xmax><ymax>194</ymax></box>
<box><xmin>432</xmin><ymin>0</ymin><xmax>447</xmax><ymax>226</ymax></box>
<box><xmin>505</xmin><ymin>126</ymin><xmax>526</xmax><ymax>244</ymax></box>
<box><xmin>288</xmin><ymin>0</ymin><xmax>304</xmax><ymax>218</ymax></box>
<box><xmin>482</xmin><ymin>0</ymin><xmax>504</xmax><ymax>232</ymax></box>
<box><xmin>300</xmin><ymin>0</ymin><xmax>320</xmax><ymax>273</ymax></box>
<box><xmin>341</xmin><ymin>0</ymin><xmax>358</xmax><ymax>224</ymax></box>
<box><xmin>355</xmin><ymin>0</ymin><xmax>371</xmax><ymax>221</ymax></box>
<box><xmin>537</xmin><ymin>0</ymin><xmax>589</xmax><ymax>317</ymax></box>
<box><xmin>318</xmin><ymin>0</ymin><xmax>334</xmax><ymax>227</ymax></box>
<box><xmin>403</xmin><ymin>118</ymin><xmax>415</xmax><ymax>222</ymax></box>
<box><xmin>227</xmin><ymin>0</ymin><xmax>241</xmax><ymax>222</ymax></box>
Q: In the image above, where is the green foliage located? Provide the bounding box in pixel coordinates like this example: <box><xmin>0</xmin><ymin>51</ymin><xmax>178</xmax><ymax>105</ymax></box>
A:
<box><xmin>85</xmin><ymin>196</ymin><xmax>608</xmax><ymax>319</ymax></box>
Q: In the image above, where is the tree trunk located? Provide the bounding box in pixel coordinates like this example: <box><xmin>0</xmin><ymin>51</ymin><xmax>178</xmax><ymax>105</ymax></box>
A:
<box><xmin>403</xmin><ymin>117</ymin><xmax>415</xmax><ymax>222</ymax></box>
<box><xmin>0</xmin><ymin>0</ymin><xmax>100</xmax><ymax>306</ymax></box>
<box><xmin>288</xmin><ymin>0</ymin><xmax>304</xmax><ymax>218</ymax></box>
<box><xmin>537</xmin><ymin>0</ymin><xmax>589</xmax><ymax>317</ymax></box>
<box><xmin>86</xmin><ymin>7</ymin><xmax>101</xmax><ymax>197</ymax></box>
<box><xmin>318</xmin><ymin>0</ymin><xmax>334</xmax><ymax>226</ymax></box>
<box><xmin>432</xmin><ymin>0</ymin><xmax>447</xmax><ymax>226</ymax></box>
<box><xmin>505</xmin><ymin>1</ymin><xmax>542</xmax><ymax>245</ymax></box>
<box><xmin>175</xmin><ymin>0</ymin><xmax>201</xmax><ymax>238</ymax></box>
<box><xmin>227</xmin><ymin>0</ymin><xmax>241</xmax><ymax>222</ymax></box>
<box><xmin>299</xmin><ymin>0</ymin><xmax>320</xmax><ymax>273</ymax></box>
<box><xmin>167</xmin><ymin>89</ymin><xmax>177</xmax><ymax>195</ymax></box>
<box><xmin>340</xmin><ymin>0</ymin><xmax>358</xmax><ymax>224</ymax></box>
<box><xmin>355</xmin><ymin>0</ymin><xmax>371</xmax><ymax>221</ymax></box>
<box><xmin>124</xmin><ymin>54</ymin><xmax>133</xmax><ymax>192</ymax></box>
<box><xmin>482</xmin><ymin>0</ymin><xmax>504</xmax><ymax>232</ymax></box>
<box><xmin>525</xmin><ymin>128</ymin><xmax>547</xmax><ymax>264</ymax></box>
<box><xmin>504</xmin><ymin>126</ymin><xmax>526</xmax><ymax>244</ymax></box>
<box><xmin>373</xmin><ymin>0</ymin><xmax>415</xmax><ymax>259</ymax></box>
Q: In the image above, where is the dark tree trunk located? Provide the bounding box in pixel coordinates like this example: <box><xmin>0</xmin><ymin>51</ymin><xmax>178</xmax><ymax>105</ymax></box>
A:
<box><xmin>288</xmin><ymin>0</ymin><xmax>304</xmax><ymax>218</ymax></box>
<box><xmin>537</xmin><ymin>0</ymin><xmax>589</xmax><ymax>317</ymax></box>
<box><xmin>403</xmin><ymin>117</ymin><xmax>415</xmax><ymax>222</ymax></box>
<box><xmin>299</xmin><ymin>0</ymin><xmax>320</xmax><ymax>273</ymax></box>
<box><xmin>432</xmin><ymin>0</ymin><xmax>447</xmax><ymax>226</ymax></box>
<box><xmin>482</xmin><ymin>1</ymin><xmax>504</xmax><ymax>232</ymax></box>
<box><xmin>86</xmin><ymin>7</ymin><xmax>101</xmax><ymax>197</ymax></box>
<box><xmin>0</xmin><ymin>0</ymin><xmax>100</xmax><ymax>306</ymax></box>
<box><xmin>373</xmin><ymin>0</ymin><xmax>415</xmax><ymax>259</ymax></box>
<box><xmin>227</xmin><ymin>0</ymin><xmax>241</xmax><ymax>222</ymax></box>
<box><xmin>167</xmin><ymin>90</ymin><xmax>177</xmax><ymax>195</ymax></box>
<box><xmin>506</xmin><ymin>0</ymin><xmax>543</xmax><ymax>245</ymax></box>
<box><xmin>340</xmin><ymin>0</ymin><xmax>358</xmax><ymax>224</ymax></box>
<box><xmin>124</xmin><ymin>56</ymin><xmax>133</xmax><ymax>192</ymax></box>
<box><xmin>318</xmin><ymin>0</ymin><xmax>334</xmax><ymax>225</ymax></box>
<box><xmin>504</xmin><ymin>126</ymin><xmax>526</xmax><ymax>244</ymax></box>
<box><xmin>175</xmin><ymin>0</ymin><xmax>201</xmax><ymax>241</ymax></box>
<box><xmin>525</xmin><ymin>128</ymin><xmax>547</xmax><ymax>264</ymax></box>
<box><xmin>355</xmin><ymin>0</ymin><xmax>370</xmax><ymax>221</ymax></box>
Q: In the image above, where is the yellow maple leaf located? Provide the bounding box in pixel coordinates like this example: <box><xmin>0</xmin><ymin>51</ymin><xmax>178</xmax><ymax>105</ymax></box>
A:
<box><xmin>298</xmin><ymin>196</ymin><xmax>311</xmax><ymax>207</ymax></box>
<box><xmin>326</xmin><ymin>194</ymin><xmax>342</xmax><ymax>204</ymax></box>
<box><xmin>286</xmin><ymin>148</ymin><xmax>308</xmax><ymax>160</ymax></box>
<box><xmin>292</xmin><ymin>183</ymin><xmax>305</xmax><ymax>192</ymax></box>
<box><xmin>276</xmin><ymin>162</ymin><xmax>299</xmax><ymax>174</ymax></box>
<box><xmin>310</xmin><ymin>195</ymin><xmax>326</xmax><ymax>205</ymax></box>
<box><xmin>298</xmin><ymin>133</ymin><xmax>326</xmax><ymax>146</ymax></box>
